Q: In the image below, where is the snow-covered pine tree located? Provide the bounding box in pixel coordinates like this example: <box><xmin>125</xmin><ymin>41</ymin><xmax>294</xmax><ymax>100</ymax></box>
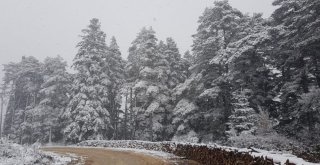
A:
<box><xmin>3</xmin><ymin>56</ymin><xmax>43</xmax><ymax>144</ymax></box>
<box><xmin>183</xmin><ymin>50</ymin><xmax>194</xmax><ymax>66</ymax></box>
<box><xmin>105</xmin><ymin>36</ymin><xmax>126</xmax><ymax>139</ymax></box>
<box><xmin>63</xmin><ymin>18</ymin><xmax>110</xmax><ymax>142</ymax></box>
<box><xmin>182</xmin><ymin>50</ymin><xmax>194</xmax><ymax>78</ymax></box>
<box><xmin>127</xmin><ymin>27</ymin><xmax>179</xmax><ymax>141</ymax></box>
<box><xmin>171</xmin><ymin>73</ymin><xmax>202</xmax><ymax>143</ymax></box>
<box><xmin>164</xmin><ymin>38</ymin><xmax>188</xmax><ymax>89</ymax></box>
<box><xmin>127</xmin><ymin>27</ymin><xmax>157</xmax><ymax>82</ymax></box>
<box><xmin>227</xmin><ymin>89</ymin><xmax>258</xmax><ymax>137</ymax></box>
<box><xmin>193</xmin><ymin>0</ymin><xmax>243</xmax><ymax>75</ymax></box>
<box><xmin>150</xmin><ymin>38</ymin><xmax>188</xmax><ymax>141</ymax></box>
<box><xmin>270</xmin><ymin>0</ymin><xmax>320</xmax><ymax>144</ymax></box>
<box><xmin>126</xmin><ymin>27</ymin><xmax>159</xmax><ymax>141</ymax></box>
<box><xmin>171</xmin><ymin>0</ymin><xmax>243</xmax><ymax>142</ymax></box>
<box><xmin>34</xmin><ymin>56</ymin><xmax>71</xmax><ymax>143</ymax></box>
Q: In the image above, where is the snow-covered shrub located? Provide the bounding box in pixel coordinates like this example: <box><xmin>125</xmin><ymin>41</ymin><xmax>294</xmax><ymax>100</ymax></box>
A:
<box><xmin>173</xmin><ymin>99</ymin><xmax>198</xmax><ymax>118</ymax></box>
<box><xmin>0</xmin><ymin>139</ymin><xmax>71</xmax><ymax>165</ymax></box>
<box><xmin>227</xmin><ymin>132</ymin><xmax>301</xmax><ymax>151</ymax></box>
<box><xmin>172</xmin><ymin>130</ymin><xmax>199</xmax><ymax>143</ymax></box>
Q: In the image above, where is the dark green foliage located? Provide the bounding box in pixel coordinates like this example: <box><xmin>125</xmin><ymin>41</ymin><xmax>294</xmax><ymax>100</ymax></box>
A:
<box><xmin>270</xmin><ymin>0</ymin><xmax>320</xmax><ymax>144</ymax></box>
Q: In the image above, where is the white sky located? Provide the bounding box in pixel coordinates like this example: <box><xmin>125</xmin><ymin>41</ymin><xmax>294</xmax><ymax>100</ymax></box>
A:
<box><xmin>0</xmin><ymin>0</ymin><xmax>276</xmax><ymax>77</ymax></box>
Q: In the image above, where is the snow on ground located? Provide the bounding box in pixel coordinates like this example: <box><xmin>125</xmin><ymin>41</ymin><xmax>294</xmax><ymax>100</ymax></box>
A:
<box><xmin>249</xmin><ymin>148</ymin><xmax>320</xmax><ymax>165</ymax></box>
<box><xmin>79</xmin><ymin>140</ymin><xmax>320</xmax><ymax>165</ymax></box>
<box><xmin>0</xmin><ymin>139</ymin><xmax>72</xmax><ymax>165</ymax></box>
<box><xmin>186</xmin><ymin>142</ymin><xmax>320</xmax><ymax>165</ymax></box>
<box><xmin>106</xmin><ymin>147</ymin><xmax>178</xmax><ymax>159</ymax></box>
<box><xmin>49</xmin><ymin>145</ymin><xmax>176</xmax><ymax>159</ymax></box>
<box><xmin>39</xmin><ymin>151</ymin><xmax>74</xmax><ymax>165</ymax></box>
<box><xmin>45</xmin><ymin>145</ymin><xmax>179</xmax><ymax>164</ymax></box>
<box><xmin>184</xmin><ymin>142</ymin><xmax>320</xmax><ymax>165</ymax></box>
<box><xmin>2</xmin><ymin>139</ymin><xmax>316</xmax><ymax>165</ymax></box>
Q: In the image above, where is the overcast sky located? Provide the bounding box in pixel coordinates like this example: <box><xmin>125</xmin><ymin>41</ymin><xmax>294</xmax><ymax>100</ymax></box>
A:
<box><xmin>0</xmin><ymin>0</ymin><xmax>276</xmax><ymax>78</ymax></box>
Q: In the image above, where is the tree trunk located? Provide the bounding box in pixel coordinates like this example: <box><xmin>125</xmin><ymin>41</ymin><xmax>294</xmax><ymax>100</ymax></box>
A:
<box><xmin>124</xmin><ymin>91</ymin><xmax>128</xmax><ymax>139</ymax></box>
<box><xmin>149</xmin><ymin>113</ymin><xmax>153</xmax><ymax>141</ymax></box>
<box><xmin>313</xmin><ymin>52</ymin><xmax>320</xmax><ymax>88</ymax></box>
<box><xmin>0</xmin><ymin>92</ymin><xmax>3</xmax><ymax>139</ymax></box>
<box><xmin>49</xmin><ymin>126</ymin><xmax>52</xmax><ymax>144</ymax></box>
<box><xmin>130</xmin><ymin>88</ymin><xmax>135</xmax><ymax>139</ymax></box>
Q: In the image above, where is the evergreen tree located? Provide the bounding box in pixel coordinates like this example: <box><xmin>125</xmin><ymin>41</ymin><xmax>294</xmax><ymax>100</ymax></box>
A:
<box><xmin>127</xmin><ymin>27</ymin><xmax>181</xmax><ymax>141</ymax></box>
<box><xmin>171</xmin><ymin>73</ymin><xmax>203</xmax><ymax>142</ymax></box>
<box><xmin>183</xmin><ymin>50</ymin><xmax>194</xmax><ymax>65</ymax></box>
<box><xmin>63</xmin><ymin>18</ymin><xmax>110</xmax><ymax>142</ymax></box>
<box><xmin>227</xmin><ymin>89</ymin><xmax>258</xmax><ymax>137</ymax></box>
<box><xmin>3</xmin><ymin>56</ymin><xmax>43</xmax><ymax>143</ymax></box>
<box><xmin>126</xmin><ymin>27</ymin><xmax>159</xmax><ymax>140</ymax></box>
<box><xmin>270</xmin><ymin>0</ymin><xmax>320</xmax><ymax>144</ymax></box>
<box><xmin>35</xmin><ymin>56</ymin><xmax>71</xmax><ymax>143</ymax></box>
<box><xmin>165</xmin><ymin>38</ymin><xmax>187</xmax><ymax>89</ymax></box>
<box><xmin>192</xmin><ymin>0</ymin><xmax>243</xmax><ymax>76</ymax></box>
<box><xmin>105</xmin><ymin>36</ymin><xmax>126</xmax><ymax>139</ymax></box>
<box><xmin>171</xmin><ymin>0</ymin><xmax>243</xmax><ymax>142</ymax></box>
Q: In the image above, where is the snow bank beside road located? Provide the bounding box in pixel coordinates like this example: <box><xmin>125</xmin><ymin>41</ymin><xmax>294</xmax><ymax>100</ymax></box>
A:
<box><xmin>108</xmin><ymin>148</ymin><xmax>178</xmax><ymax>159</ymax></box>
<box><xmin>79</xmin><ymin>140</ymin><xmax>319</xmax><ymax>165</ymax></box>
<box><xmin>0</xmin><ymin>139</ymin><xmax>71</xmax><ymax>165</ymax></box>
<box><xmin>249</xmin><ymin>148</ymin><xmax>319</xmax><ymax>165</ymax></box>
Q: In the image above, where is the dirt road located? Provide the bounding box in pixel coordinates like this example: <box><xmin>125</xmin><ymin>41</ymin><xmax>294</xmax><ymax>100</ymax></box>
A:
<box><xmin>43</xmin><ymin>147</ymin><xmax>200</xmax><ymax>165</ymax></box>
